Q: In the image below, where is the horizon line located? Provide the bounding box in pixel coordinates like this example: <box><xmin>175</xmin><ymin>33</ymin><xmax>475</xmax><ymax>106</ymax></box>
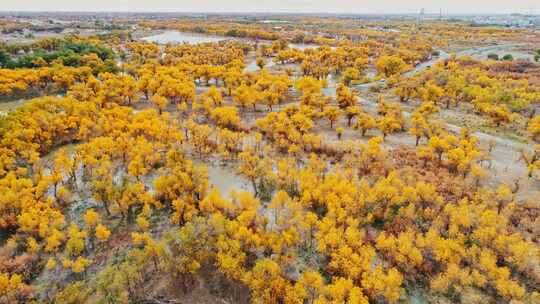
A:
<box><xmin>0</xmin><ymin>10</ymin><xmax>538</xmax><ymax>16</ymax></box>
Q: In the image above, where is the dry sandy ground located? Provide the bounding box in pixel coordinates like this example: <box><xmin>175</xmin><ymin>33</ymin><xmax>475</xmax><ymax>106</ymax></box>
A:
<box><xmin>317</xmin><ymin>93</ymin><xmax>539</xmax><ymax>202</ymax></box>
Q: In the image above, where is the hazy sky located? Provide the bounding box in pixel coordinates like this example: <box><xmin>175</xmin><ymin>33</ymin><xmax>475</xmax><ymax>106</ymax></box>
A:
<box><xmin>1</xmin><ymin>0</ymin><xmax>538</xmax><ymax>14</ymax></box>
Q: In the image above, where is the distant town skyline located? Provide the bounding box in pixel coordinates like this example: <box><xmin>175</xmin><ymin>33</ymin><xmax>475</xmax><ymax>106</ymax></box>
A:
<box><xmin>1</xmin><ymin>0</ymin><xmax>538</xmax><ymax>15</ymax></box>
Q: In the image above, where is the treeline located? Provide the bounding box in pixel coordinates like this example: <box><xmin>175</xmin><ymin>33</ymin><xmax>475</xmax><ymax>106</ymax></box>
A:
<box><xmin>0</xmin><ymin>39</ymin><xmax>115</xmax><ymax>70</ymax></box>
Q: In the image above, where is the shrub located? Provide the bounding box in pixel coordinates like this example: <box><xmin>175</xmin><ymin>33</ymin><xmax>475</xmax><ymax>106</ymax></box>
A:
<box><xmin>502</xmin><ymin>54</ymin><xmax>514</xmax><ymax>61</ymax></box>
<box><xmin>487</xmin><ymin>53</ymin><xmax>499</xmax><ymax>60</ymax></box>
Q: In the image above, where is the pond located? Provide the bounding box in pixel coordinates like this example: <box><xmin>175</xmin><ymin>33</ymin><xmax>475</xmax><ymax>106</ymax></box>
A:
<box><xmin>141</xmin><ymin>31</ymin><xmax>227</xmax><ymax>44</ymax></box>
<box><xmin>288</xmin><ymin>43</ymin><xmax>319</xmax><ymax>50</ymax></box>
<box><xmin>244</xmin><ymin>58</ymin><xmax>276</xmax><ymax>72</ymax></box>
<box><xmin>141</xmin><ymin>31</ymin><xmax>319</xmax><ymax>50</ymax></box>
